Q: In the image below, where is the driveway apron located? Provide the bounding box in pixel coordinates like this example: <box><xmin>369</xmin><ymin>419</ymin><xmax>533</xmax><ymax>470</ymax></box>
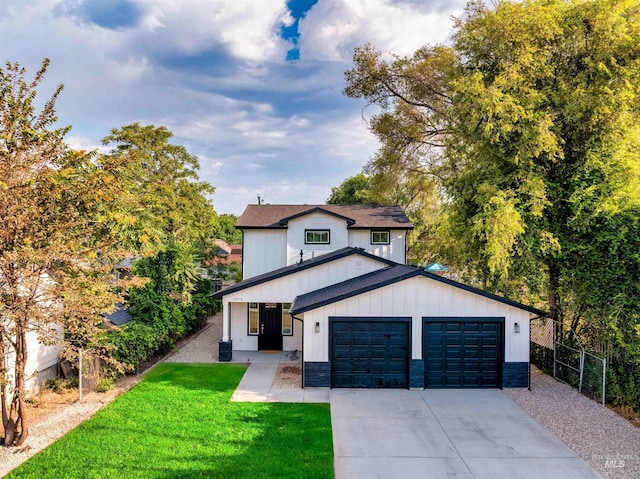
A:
<box><xmin>330</xmin><ymin>389</ymin><xmax>603</xmax><ymax>479</ymax></box>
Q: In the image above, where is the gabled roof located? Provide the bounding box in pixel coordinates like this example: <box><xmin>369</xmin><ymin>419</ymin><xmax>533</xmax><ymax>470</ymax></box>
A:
<box><xmin>290</xmin><ymin>265</ymin><xmax>547</xmax><ymax>316</ymax></box>
<box><xmin>211</xmin><ymin>247</ymin><xmax>398</xmax><ymax>300</ymax></box>
<box><xmin>236</xmin><ymin>204</ymin><xmax>413</xmax><ymax>229</ymax></box>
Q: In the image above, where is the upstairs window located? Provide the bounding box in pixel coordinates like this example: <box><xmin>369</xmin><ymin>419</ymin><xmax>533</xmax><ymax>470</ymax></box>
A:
<box><xmin>305</xmin><ymin>229</ymin><xmax>330</xmax><ymax>244</ymax></box>
<box><xmin>371</xmin><ymin>230</ymin><xmax>390</xmax><ymax>245</ymax></box>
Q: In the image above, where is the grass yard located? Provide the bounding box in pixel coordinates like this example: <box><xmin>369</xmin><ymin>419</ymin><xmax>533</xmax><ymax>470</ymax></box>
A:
<box><xmin>8</xmin><ymin>363</ymin><xmax>334</xmax><ymax>479</ymax></box>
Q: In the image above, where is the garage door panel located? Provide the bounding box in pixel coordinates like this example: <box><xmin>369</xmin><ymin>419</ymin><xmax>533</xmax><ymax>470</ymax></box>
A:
<box><xmin>331</xmin><ymin>319</ymin><xmax>409</xmax><ymax>389</ymax></box>
<box><xmin>424</xmin><ymin>319</ymin><xmax>502</xmax><ymax>388</ymax></box>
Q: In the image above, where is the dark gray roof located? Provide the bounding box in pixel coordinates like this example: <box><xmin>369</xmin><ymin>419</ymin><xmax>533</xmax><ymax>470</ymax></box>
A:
<box><xmin>236</xmin><ymin>204</ymin><xmax>413</xmax><ymax>229</ymax></box>
<box><xmin>290</xmin><ymin>265</ymin><xmax>547</xmax><ymax>316</ymax></box>
<box><xmin>211</xmin><ymin>247</ymin><xmax>398</xmax><ymax>300</ymax></box>
<box><xmin>104</xmin><ymin>303</ymin><xmax>133</xmax><ymax>326</ymax></box>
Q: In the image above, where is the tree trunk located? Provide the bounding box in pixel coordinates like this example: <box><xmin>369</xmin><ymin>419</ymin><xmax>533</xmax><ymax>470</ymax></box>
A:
<box><xmin>548</xmin><ymin>262</ymin><xmax>562</xmax><ymax>335</ymax></box>
<box><xmin>1</xmin><ymin>317</ymin><xmax>29</xmax><ymax>447</ymax></box>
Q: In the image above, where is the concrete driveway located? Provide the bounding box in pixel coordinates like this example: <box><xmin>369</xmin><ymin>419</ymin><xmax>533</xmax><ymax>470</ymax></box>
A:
<box><xmin>330</xmin><ymin>389</ymin><xmax>603</xmax><ymax>479</ymax></box>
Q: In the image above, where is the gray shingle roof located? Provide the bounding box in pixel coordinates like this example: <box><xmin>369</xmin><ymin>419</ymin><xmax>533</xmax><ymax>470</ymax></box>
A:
<box><xmin>211</xmin><ymin>247</ymin><xmax>398</xmax><ymax>300</ymax></box>
<box><xmin>290</xmin><ymin>265</ymin><xmax>548</xmax><ymax>316</ymax></box>
<box><xmin>236</xmin><ymin>204</ymin><xmax>413</xmax><ymax>229</ymax></box>
<box><xmin>104</xmin><ymin>303</ymin><xmax>133</xmax><ymax>326</ymax></box>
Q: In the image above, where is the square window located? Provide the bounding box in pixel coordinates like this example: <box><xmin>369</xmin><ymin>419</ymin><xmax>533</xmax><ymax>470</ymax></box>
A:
<box><xmin>371</xmin><ymin>230</ymin><xmax>390</xmax><ymax>245</ymax></box>
<box><xmin>305</xmin><ymin>230</ymin><xmax>330</xmax><ymax>244</ymax></box>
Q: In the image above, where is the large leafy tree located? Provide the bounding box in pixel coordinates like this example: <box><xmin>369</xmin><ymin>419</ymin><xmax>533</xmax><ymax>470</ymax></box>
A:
<box><xmin>101</xmin><ymin>123</ymin><xmax>218</xmax><ymax>252</ymax></box>
<box><xmin>344</xmin><ymin>0</ymin><xmax>640</xmax><ymax>332</ymax></box>
<box><xmin>0</xmin><ymin>60</ymin><xmax>126</xmax><ymax>446</ymax></box>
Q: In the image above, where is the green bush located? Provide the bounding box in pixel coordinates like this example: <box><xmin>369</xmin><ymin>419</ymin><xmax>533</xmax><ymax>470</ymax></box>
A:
<box><xmin>96</xmin><ymin>378</ymin><xmax>115</xmax><ymax>392</ymax></box>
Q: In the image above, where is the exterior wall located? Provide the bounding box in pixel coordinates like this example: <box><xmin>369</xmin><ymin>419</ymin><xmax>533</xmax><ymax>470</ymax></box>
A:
<box><xmin>230</xmin><ymin>302</ymin><xmax>257</xmax><ymax>350</ymax></box>
<box><xmin>301</xmin><ymin>276</ymin><xmax>531</xmax><ymax>364</ymax></box>
<box><xmin>286</xmin><ymin>213</ymin><xmax>349</xmax><ymax>265</ymax></box>
<box><xmin>348</xmin><ymin>229</ymin><xmax>407</xmax><ymax>264</ymax></box>
<box><xmin>228</xmin><ymin>301</ymin><xmax>303</xmax><ymax>352</ymax></box>
<box><xmin>4</xmin><ymin>329</ymin><xmax>62</xmax><ymax>394</ymax></box>
<box><xmin>242</xmin><ymin>229</ymin><xmax>287</xmax><ymax>279</ymax></box>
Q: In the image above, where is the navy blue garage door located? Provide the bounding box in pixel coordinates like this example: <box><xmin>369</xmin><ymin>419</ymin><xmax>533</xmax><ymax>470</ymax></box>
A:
<box><xmin>331</xmin><ymin>318</ymin><xmax>409</xmax><ymax>388</ymax></box>
<box><xmin>424</xmin><ymin>318</ymin><xmax>503</xmax><ymax>388</ymax></box>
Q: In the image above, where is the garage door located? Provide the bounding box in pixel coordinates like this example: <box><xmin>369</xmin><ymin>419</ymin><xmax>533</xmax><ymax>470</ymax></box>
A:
<box><xmin>424</xmin><ymin>318</ymin><xmax>503</xmax><ymax>388</ymax></box>
<box><xmin>331</xmin><ymin>318</ymin><xmax>409</xmax><ymax>388</ymax></box>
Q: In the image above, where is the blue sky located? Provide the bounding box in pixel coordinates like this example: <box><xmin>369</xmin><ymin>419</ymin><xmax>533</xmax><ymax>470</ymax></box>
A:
<box><xmin>1</xmin><ymin>0</ymin><xmax>466</xmax><ymax>214</ymax></box>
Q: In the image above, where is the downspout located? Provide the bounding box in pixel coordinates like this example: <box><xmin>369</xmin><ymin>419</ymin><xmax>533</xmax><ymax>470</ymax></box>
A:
<box><xmin>292</xmin><ymin>314</ymin><xmax>304</xmax><ymax>388</ymax></box>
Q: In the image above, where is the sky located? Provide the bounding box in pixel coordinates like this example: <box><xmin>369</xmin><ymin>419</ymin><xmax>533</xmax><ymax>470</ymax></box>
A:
<box><xmin>1</xmin><ymin>0</ymin><xmax>467</xmax><ymax>215</ymax></box>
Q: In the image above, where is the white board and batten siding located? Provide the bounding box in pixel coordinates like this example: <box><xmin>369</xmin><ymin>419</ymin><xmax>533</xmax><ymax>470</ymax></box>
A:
<box><xmin>242</xmin><ymin>229</ymin><xmax>287</xmax><ymax>279</ymax></box>
<box><xmin>286</xmin><ymin>213</ymin><xmax>349</xmax><ymax>265</ymax></box>
<box><xmin>348</xmin><ymin>229</ymin><xmax>406</xmax><ymax>264</ymax></box>
<box><xmin>226</xmin><ymin>254</ymin><xmax>389</xmax><ymax>350</ymax></box>
<box><xmin>302</xmin><ymin>276</ymin><xmax>531</xmax><ymax>363</ymax></box>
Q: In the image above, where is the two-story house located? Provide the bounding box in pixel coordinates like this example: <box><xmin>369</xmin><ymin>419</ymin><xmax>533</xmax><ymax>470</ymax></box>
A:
<box><xmin>213</xmin><ymin>204</ymin><xmax>545</xmax><ymax>390</ymax></box>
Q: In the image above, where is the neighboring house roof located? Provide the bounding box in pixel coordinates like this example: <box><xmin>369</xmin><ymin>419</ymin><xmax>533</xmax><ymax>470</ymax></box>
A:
<box><xmin>214</xmin><ymin>239</ymin><xmax>232</xmax><ymax>255</ymax></box>
<box><xmin>290</xmin><ymin>265</ymin><xmax>547</xmax><ymax>316</ymax></box>
<box><xmin>104</xmin><ymin>303</ymin><xmax>133</xmax><ymax>326</ymax></box>
<box><xmin>211</xmin><ymin>247</ymin><xmax>398</xmax><ymax>300</ymax></box>
<box><xmin>205</xmin><ymin>240</ymin><xmax>243</xmax><ymax>267</ymax></box>
<box><xmin>236</xmin><ymin>204</ymin><xmax>413</xmax><ymax>230</ymax></box>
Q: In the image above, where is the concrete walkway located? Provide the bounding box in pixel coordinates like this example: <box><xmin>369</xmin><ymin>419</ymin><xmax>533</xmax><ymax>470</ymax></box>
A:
<box><xmin>229</xmin><ymin>351</ymin><xmax>329</xmax><ymax>403</ymax></box>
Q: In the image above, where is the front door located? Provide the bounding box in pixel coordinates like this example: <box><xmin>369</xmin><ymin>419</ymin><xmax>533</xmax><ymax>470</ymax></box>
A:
<box><xmin>258</xmin><ymin>303</ymin><xmax>283</xmax><ymax>350</ymax></box>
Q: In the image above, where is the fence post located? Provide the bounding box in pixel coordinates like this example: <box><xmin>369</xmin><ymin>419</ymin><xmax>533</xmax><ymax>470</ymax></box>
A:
<box><xmin>578</xmin><ymin>350</ymin><xmax>585</xmax><ymax>393</ymax></box>
<box><xmin>602</xmin><ymin>357</ymin><xmax>606</xmax><ymax>406</ymax></box>
<box><xmin>78</xmin><ymin>349</ymin><xmax>83</xmax><ymax>401</ymax></box>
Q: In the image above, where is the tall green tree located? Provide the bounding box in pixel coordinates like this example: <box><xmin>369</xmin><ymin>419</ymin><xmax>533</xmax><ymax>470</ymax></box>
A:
<box><xmin>0</xmin><ymin>60</ymin><xmax>126</xmax><ymax>446</ymax></box>
<box><xmin>212</xmin><ymin>214</ymin><xmax>242</xmax><ymax>245</ymax></box>
<box><xmin>327</xmin><ymin>173</ymin><xmax>374</xmax><ymax>205</ymax></box>
<box><xmin>344</xmin><ymin>0</ymin><xmax>640</xmax><ymax>329</ymax></box>
<box><xmin>102</xmin><ymin>123</ymin><xmax>218</xmax><ymax>252</ymax></box>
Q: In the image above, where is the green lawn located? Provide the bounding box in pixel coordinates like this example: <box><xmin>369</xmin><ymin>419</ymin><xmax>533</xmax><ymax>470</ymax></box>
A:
<box><xmin>9</xmin><ymin>363</ymin><xmax>334</xmax><ymax>479</ymax></box>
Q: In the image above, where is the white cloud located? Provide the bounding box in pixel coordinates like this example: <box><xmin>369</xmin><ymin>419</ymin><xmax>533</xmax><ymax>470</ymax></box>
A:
<box><xmin>65</xmin><ymin>135</ymin><xmax>110</xmax><ymax>154</ymax></box>
<box><xmin>298</xmin><ymin>0</ymin><xmax>466</xmax><ymax>62</ymax></box>
<box><xmin>136</xmin><ymin>0</ymin><xmax>292</xmax><ymax>63</ymax></box>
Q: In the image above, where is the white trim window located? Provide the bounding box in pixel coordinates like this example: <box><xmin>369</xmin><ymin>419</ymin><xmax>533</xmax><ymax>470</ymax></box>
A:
<box><xmin>371</xmin><ymin>230</ymin><xmax>390</xmax><ymax>245</ymax></box>
<box><xmin>248</xmin><ymin>302</ymin><xmax>259</xmax><ymax>335</ymax></box>
<box><xmin>282</xmin><ymin>303</ymin><xmax>293</xmax><ymax>335</ymax></box>
<box><xmin>305</xmin><ymin>229</ymin><xmax>330</xmax><ymax>244</ymax></box>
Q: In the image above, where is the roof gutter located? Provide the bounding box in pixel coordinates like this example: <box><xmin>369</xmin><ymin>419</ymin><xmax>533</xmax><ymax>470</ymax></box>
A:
<box><xmin>292</xmin><ymin>314</ymin><xmax>304</xmax><ymax>388</ymax></box>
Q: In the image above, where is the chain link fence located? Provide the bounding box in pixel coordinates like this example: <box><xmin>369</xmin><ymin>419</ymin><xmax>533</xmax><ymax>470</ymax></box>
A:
<box><xmin>79</xmin><ymin>350</ymin><xmax>104</xmax><ymax>400</ymax></box>
<box><xmin>530</xmin><ymin>317</ymin><xmax>606</xmax><ymax>405</ymax></box>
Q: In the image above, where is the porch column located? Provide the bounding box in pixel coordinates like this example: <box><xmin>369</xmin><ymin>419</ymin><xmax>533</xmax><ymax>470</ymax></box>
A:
<box><xmin>219</xmin><ymin>299</ymin><xmax>232</xmax><ymax>361</ymax></box>
<box><xmin>222</xmin><ymin>299</ymin><xmax>230</xmax><ymax>342</ymax></box>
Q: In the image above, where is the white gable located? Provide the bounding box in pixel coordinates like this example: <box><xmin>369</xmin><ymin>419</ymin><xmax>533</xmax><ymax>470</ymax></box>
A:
<box><xmin>286</xmin><ymin>212</ymin><xmax>349</xmax><ymax>265</ymax></box>
<box><xmin>301</xmin><ymin>275</ymin><xmax>532</xmax><ymax>364</ymax></box>
<box><xmin>222</xmin><ymin>253</ymin><xmax>388</xmax><ymax>304</ymax></box>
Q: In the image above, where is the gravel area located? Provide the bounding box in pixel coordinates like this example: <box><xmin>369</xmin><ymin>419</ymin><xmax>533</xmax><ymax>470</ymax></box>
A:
<box><xmin>164</xmin><ymin>313</ymin><xmax>221</xmax><ymax>363</ymax></box>
<box><xmin>506</xmin><ymin>366</ymin><xmax>640</xmax><ymax>479</ymax></box>
<box><xmin>272</xmin><ymin>352</ymin><xmax>302</xmax><ymax>389</ymax></box>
